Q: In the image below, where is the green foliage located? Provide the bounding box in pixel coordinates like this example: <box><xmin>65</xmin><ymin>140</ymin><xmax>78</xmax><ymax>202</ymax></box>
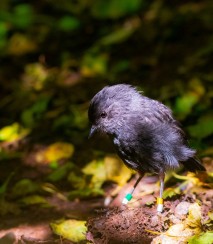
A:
<box><xmin>20</xmin><ymin>195</ymin><xmax>49</xmax><ymax>206</ymax></box>
<box><xmin>91</xmin><ymin>0</ymin><xmax>142</xmax><ymax>19</ymax></box>
<box><xmin>11</xmin><ymin>179</ymin><xmax>39</xmax><ymax>198</ymax></box>
<box><xmin>188</xmin><ymin>232</ymin><xmax>213</xmax><ymax>244</ymax></box>
<box><xmin>0</xmin><ymin>22</ymin><xmax>8</xmax><ymax>49</ymax></box>
<box><xmin>188</xmin><ymin>114</ymin><xmax>213</xmax><ymax>139</ymax></box>
<box><xmin>0</xmin><ymin>1</ymin><xmax>211</xmax><ymax>150</ymax></box>
<box><xmin>21</xmin><ymin>96</ymin><xmax>50</xmax><ymax>127</ymax></box>
<box><xmin>12</xmin><ymin>4</ymin><xmax>33</xmax><ymax>29</ymax></box>
<box><xmin>48</xmin><ymin>163</ymin><xmax>74</xmax><ymax>182</ymax></box>
<box><xmin>163</xmin><ymin>187</ymin><xmax>181</xmax><ymax>199</ymax></box>
<box><xmin>57</xmin><ymin>16</ymin><xmax>80</xmax><ymax>31</ymax></box>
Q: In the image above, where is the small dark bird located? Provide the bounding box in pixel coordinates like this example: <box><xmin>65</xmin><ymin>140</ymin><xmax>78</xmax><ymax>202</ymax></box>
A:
<box><xmin>88</xmin><ymin>84</ymin><xmax>205</xmax><ymax>212</ymax></box>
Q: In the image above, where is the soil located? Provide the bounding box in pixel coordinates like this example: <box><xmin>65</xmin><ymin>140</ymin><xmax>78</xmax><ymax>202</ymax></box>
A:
<box><xmin>86</xmin><ymin>192</ymin><xmax>213</xmax><ymax>244</ymax></box>
<box><xmin>0</xmin><ymin>142</ymin><xmax>212</xmax><ymax>244</ymax></box>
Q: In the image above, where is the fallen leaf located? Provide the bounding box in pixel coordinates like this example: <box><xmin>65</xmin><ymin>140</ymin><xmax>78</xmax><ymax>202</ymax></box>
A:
<box><xmin>0</xmin><ymin>123</ymin><xmax>29</xmax><ymax>142</ymax></box>
<box><xmin>82</xmin><ymin>159</ymin><xmax>106</xmax><ymax>189</ymax></box>
<box><xmin>185</xmin><ymin>203</ymin><xmax>202</xmax><ymax>229</ymax></box>
<box><xmin>11</xmin><ymin>179</ymin><xmax>39</xmax><ymax>197</ymax></box>
<box><xmin>188</xmin><ymin>231</ymin><xmax>213</xmax><ymax>244</ymax></box>
<box><xmin>104</xmin><ymin>155</ymin><xmax>132</xmax><ymax>186</ymax></box>
<box><xmin>20</xmin><ymin>195</ymin><xmax>49</xmax><ymax>206</ymax></box>
<box><xmin>35</xmin><ymin>142</ymin><xmax>74</xmax><ymax>164</ymax></box>
<box><xmin>50</xmin><ymin>219</ymin><xmax>87</xmax><ymax>242</ymax></box>
<box><xmin>163</xmin><ymin>187</ymin><xmax>181</xmax><ymax>199</ymax></box>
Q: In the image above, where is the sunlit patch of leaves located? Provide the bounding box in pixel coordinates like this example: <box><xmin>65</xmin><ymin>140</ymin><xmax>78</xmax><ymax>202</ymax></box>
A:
<box><xmin>0</xmin><ymin>123</ymin><xmax>29</xmax><ymax>142</ymax></box>
<box><xmin>153</xmin><ymin>203</ymin><xmax>211</xmax><ymax>243</ymax></box>
<box><xmin>188</xmin><ymin>232</ymin><xmax>213</xmax><ymax>244</ymax></box>
<box><xmin>35</xmin><ymin>142</ymin><xmax>74</xmax><ymax>164</ymax></box>
<box><xmin>67</xmin><ymin>155</ymin><xmax>132</xmax><ymax>200</ymax></box>
<box><xmin>50</xmin><ymin>219</ymin><xmax>87</xmax><ymax>242</ymax></box>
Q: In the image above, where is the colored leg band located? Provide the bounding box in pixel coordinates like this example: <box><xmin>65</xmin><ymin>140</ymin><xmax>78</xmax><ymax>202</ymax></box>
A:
<box><xmin>157</xmin><ymin>197</ymin><xmax>164</xmax><ymax>204</ymax></box>
<box><xmin>122</xmin><ymin>193</ymin><xmax>133</xmax><ymax>204</ymax></box>
<box><xmin>157</xmin><ymin>197</ymin><xmax>164</xmax><ymax>212</ymax></box>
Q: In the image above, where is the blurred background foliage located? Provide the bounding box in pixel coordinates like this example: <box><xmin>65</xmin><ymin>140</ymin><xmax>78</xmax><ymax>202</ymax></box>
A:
<box><xmin>0</xmin><ymin>0</ymin><xmax>212</xmax><ymax>207</ymax></box>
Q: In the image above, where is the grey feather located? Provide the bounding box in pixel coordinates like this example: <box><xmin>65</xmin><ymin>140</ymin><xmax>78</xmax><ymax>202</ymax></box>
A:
<box><xmin>88</xmin><ymin>84</ymin><xmax>206</xmax><ymax>174</ymax></box>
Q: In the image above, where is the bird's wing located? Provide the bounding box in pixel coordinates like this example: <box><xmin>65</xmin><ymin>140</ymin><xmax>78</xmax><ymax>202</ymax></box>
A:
<box><xmin>141</xmin><ymin>98</ymin><xmax>187</xmax><ymax>140</ymax></box>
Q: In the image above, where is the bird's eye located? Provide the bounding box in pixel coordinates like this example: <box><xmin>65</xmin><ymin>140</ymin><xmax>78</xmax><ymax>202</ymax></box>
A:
<box><xmin>100</xmin><ymin>112</ymin><xmax>107</xmax><ymax>118</ymax></box>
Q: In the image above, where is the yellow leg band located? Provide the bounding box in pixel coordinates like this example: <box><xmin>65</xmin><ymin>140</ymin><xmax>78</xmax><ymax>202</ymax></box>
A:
<box><xmin>157</xmin><ymin>197</ymin><xmax>164</xmax><ymax>204</ymax></box>
<box><xmin>157</xmin><ymin>197</ymin><xmax>164</xmax><ymax>212</ymax></box>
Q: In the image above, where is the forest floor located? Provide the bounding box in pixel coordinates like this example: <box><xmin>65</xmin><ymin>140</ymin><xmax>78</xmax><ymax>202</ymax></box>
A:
<box><xmin>0</xmin><ymin>142</ymin><xmax>212</xmax><ymax>243</ymax></box>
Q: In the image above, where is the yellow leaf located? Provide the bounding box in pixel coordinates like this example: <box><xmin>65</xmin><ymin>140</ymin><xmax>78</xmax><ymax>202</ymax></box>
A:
<box><xmin>0</xmin><ymin>123</ymin><xmax>29</xmax><ymax>142</ymax></box>
<box><xmin>153</xmin><ymin>203</ymin><xmax>203</xmax><ymax>243</ymax></box>
<box><xmin>104</xmin><ymin>155</ymin><xmax>132</xmax><ymax>185</ymax></box>
<box><xmin>23</xmin><ymin>63</ymin><xmax>48</xmax><ymax>91</ymax></box>
<box><xmin>50</xmin><ymin>219</ymin><xmax>87</xmax><ymax>242</ymax></box>
<box><xmin>82</xmin><ymin>155</ymin><xmax>133</xmax><ymax>192</ymax></box>
<box><xmin>185</xmin><ymin>203</ymin><xmax>202</xmax><ymax>229</ymax></box>
<box><xmin>167</xmin><ymin>223</ymin><xmax>193</xmax><ymax>237</ymax></box>
<box><xmin>163</xmin><ymin>187</ymin><xmax>181</xmax><ymax>199</ymax></box>
<box><xmin>44</xmin><ymin>142</ymin><xmax>74</xmax><ymax>162</ymax></box>
<box><xmin>68</xmin><ymin>171</ymin><xmax>87</xmax><ymax>189</ymax></box>
<box><xmin>82</xmin><ymin>159</ymin><xmax>106</xmax><ymax>189</ymax></box>
<box><xmin>81</xmin><ymin>53</ymin><xmax>108</xmax><ymax>77</ymax></box>
<box><xmin>8</xmin><ymin>33</ymin><xmax>37</xmax><ymax>55</ymax></box>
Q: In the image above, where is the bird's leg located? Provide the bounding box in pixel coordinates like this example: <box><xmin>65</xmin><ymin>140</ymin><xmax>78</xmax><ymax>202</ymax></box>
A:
<box><xmin>157</xmin><ymin>171</ymin><xmax>165</xmax><ymax>212</ymax></box>
<box><xmin>122</xmin><ymin>172</ymin><xmax>144</xmax><ymax>204</ymax></box>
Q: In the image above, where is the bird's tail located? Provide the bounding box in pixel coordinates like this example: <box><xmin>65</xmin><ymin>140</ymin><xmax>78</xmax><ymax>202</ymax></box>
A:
<box><xmin>182</xmin><ymin>157</ymin><xmax>206</xmax><ymax>172</ymax></box>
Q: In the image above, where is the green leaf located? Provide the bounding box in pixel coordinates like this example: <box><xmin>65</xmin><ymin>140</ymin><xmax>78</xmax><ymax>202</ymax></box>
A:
<box><xmin>68</xmin><ymin>171</ymin><xmax>88</xmax><ymax>189</ymax></box>
<box><xmin>175</xmin><ymin>92</ymin><xmax>198</xmax><ymax>119</ymax></box>
<box><xmin>48</xmin><ymin>163</ymin><xmax>73</xmax><ymax>182</ymax></box>
<box><xmin>188</xmin><ymin>232</ymin><xmax>213</xmax><ymax>244</ymax></box>
<box><xmin>174</xmin><ymin>78</ymin><xmax>205</xmax><ymax>119</ymax></box>
<box><xmin>68</xmin><ymin>187</ymin><xmax>104</xmax><ymax>200</ymax></box>
<box><xmin>49</xmin><ymin>161</ymin><xmax>59</xmax><ymax>169</ymax></box>
<box><xmin>0</xmin><ymin>22</ymin><xmax>7</xmax><ymax>49</ymax></box>
<box><xmin>58</xmin><ymin>16</ymin><xmax>80</xmax><ymax>31</ymax></box>
<box><xmin>13</xmin><ymin>4</ymin><xmax>33</xmax><ymax>28</ymax></box>
<box><xmin>99</xmin><ymin>26</ymin><xmax>136</xmax><ymax>46</ymax></box>
<box><xmin>188</xmin><ymin>114</ymin><xmax>213</xmax><ymax>139</ymax></box>
<box><xmin>163</xmin><ymin>187</ymin><xmax>181</xmax><ymax>199</ymax></box>
<box><xmin>11</xmin><ymin>179</ymin><xmax>39</xmax><ymax>198</ymax></box>
<box><xmin>21</xmin><ymin>96</ymin><xmax>50</xmax><ymax>126</ymax></box>
<box><xmin>20</xmin><ymin>195</ymin><xmax>49</xmax><ymax>206</ymax></box>
<box><xmin>50</xmin><ymin>219</ymin><xmax>87</xmax><ymax>242</ymax></box>
<box><xmin>92</xmin><ymin>0</ymin><xmax>142</xmax><ymax>19</ymax></box>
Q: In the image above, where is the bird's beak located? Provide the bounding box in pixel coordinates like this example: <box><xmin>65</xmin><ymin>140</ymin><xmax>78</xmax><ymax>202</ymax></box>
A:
<box><xmin>88</xmin><ymin>125</ymin><xmax>97</xmax><ymax>139</ymax></box>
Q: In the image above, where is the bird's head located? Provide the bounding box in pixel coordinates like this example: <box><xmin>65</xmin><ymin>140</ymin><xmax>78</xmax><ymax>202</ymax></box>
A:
<box><xmin>88</xmin><ymin>84</ymin><xmax>141</xmax><ymax>138</ymax></box>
